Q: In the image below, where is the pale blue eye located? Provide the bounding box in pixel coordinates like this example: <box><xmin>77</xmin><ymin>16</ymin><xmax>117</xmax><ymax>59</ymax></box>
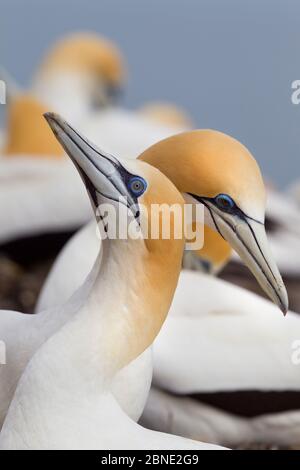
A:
<box><xmin>128</xmin><ymin>176</ymin><xmax>147</xmax><ymax>197</ymax></box>
<box><xmin>215</xmin><ymin>194</ymin><xmax>235</xmax><ymax>212</ymax></box>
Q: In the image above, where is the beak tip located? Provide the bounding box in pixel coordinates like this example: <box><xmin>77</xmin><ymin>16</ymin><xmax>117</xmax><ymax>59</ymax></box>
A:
<box><xmin>281</xmin><ymin>306</ymin><xmax>288</xmax><ymax>316</ymax></box>
<box><xmin>282</xmin><ymin>303</ymin><xmax>289</xmax><ymax>316</ymax></box>
<box><xmin>43</xmin><ymin>112</ymin><xmax>66</xmax><ymax>140</ymax></box>
<box><xmin>43</xmin><ymin>112</ymin><xmax>66</xmax><ymax>130</ymax></box>
<box><xmin>278</xmin><ymin>288</ymin><xmax>289</xmax><ymax>316</ymax></box>
<box><xmin>43</xmin><ymin>111</ymin><xmax>55</xmax><ymax>123</ymax></box>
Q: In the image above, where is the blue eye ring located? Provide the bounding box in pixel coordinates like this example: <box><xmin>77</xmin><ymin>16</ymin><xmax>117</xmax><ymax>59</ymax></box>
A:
<box><xmin>215</xmin><ymin>194</ymin><xmax>235</xmax><ymax>213</ymax></box>
<box><xmin>128</xmin><ymin>176</ymin><xmax>147</xmax><ymax>197</ymax></box>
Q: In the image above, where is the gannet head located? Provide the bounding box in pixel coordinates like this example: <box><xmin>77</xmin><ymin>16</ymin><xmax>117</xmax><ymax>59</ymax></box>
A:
<box><xmin>44</xmin><ymin>112</ymin><xmax>185</xmax><ymax>250</ymax></box>
<box><xmin>4</xmin><ymin>94</ymin><xmax>64</xmax><ymax>158</ymax></box>
<box><xmin>34</xmin><ymin>33</ymin><xmax>125</xmax><ymax>108</ymax></box>
<box><xmin>139</xmin><ymin>129</ymin><xmax>288</xmax><ymax>314</ymax></box>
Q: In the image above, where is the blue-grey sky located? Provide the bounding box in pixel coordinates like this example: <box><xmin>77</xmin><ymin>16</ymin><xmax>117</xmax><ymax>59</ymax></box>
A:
<box><xmin>1</xmin><ymin>0</ymin><xmax>299</xmax><ymax>186</ymax></box>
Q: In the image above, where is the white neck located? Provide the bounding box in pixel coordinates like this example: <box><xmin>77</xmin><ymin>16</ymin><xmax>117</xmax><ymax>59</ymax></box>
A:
<box><xmin>0</xmin><ymin>211</ymin><xmax>184</xmax><ymax>448</ymax></box>
<box><xmin>74</xmin><ymin>234</ymin><xmax>151</xmax><ymax>380</ymax></box>
<box><xmin>33</xmin><ymin>70</ymin><xmax>100</xmax><ymax>124</ymax></box>
<box><xmin>24</xmin><ymin>224</ymin><xmax>179</xmax><ymax>391</ymax></box>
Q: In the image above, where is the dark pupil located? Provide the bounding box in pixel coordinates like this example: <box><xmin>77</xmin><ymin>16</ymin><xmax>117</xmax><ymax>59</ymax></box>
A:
<box><xmin>132</xmin><ymin>181</ymin><xmax>142</xmax><ymax>191</ymax></box>
<box><xmin>220</xmin><ymin>197</ymin><xmax>230</xmax><ymax>207</ymax></box>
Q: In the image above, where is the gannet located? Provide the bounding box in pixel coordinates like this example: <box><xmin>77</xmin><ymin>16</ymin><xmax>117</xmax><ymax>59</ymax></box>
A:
<box><xmin>32</xmin><ymin>32</ymin><xmax>125</xmax><ymax>123</ymax></box>
<box><xmin>0</xmin><ymin>113</ymin><xmax>224</xmax><ymax>450</ymax></box>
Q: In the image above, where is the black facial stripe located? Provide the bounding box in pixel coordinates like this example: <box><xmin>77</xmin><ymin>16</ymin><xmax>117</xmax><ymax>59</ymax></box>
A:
<box><xmin>244</xmin><ymin>213</ymin><xmax>264</xmax><ymax>225</ymax></box>
<box><xmin>188</xmin><ymin>193</ymin><xmax>263</xmax><ymax>225</ymax></box>
<box><xmin>52</xmin><ymin>117</ymin><xmax>141</xmax><ymax>211</ymax></box>
<box><xmin>96</xmin><ymin>189</ymin><xmax>140</xmax><ymax>224</ymax></box>
<box><xmin>56</xmin><ymin>120</ymin><xmax>127</xmax><ymax>199</ymax></box>
<box><xmin>69</xmin><ymin>122</ymin><xmax>142</xmax><ymax>197</ymax></box>
<box><xmin>50</xmin><ymin>117</ymin><xmax>146</xmax><ymax>226</ymax></box>
<box><xmin>71</xmin><ymin>159</ymin><xmax>98</xmax><ymax>207</ymax></box>
<box><xmin>188</xmin><ymin>192</ymin><xmax>284</xmax><ymax>310</ymax></box>
<box><xmin>200</xmin><ymin>198</ymin><xmax>225</xmax><ymax>240</ymax></box>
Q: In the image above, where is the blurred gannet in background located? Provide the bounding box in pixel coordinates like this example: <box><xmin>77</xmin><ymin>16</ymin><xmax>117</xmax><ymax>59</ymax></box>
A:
<box><xmin>0</xmin><ymin>129</ymin><xmax>5</xmax><ymax>153</ymax></box>
<box><xmin>0</xmin><ymin>32</ymin><xmax>125</xmax><ymax>152</ymax></box>
<box><xmin>0</xmin><ymin>33</ymin><xmax>192</xmax><ymax>245</ymax></box>
<box><xmin>31</xmin><ymin>33</ymin><xmax>125</xmax><ymax>123</ymax></box>
<box><xmin>0</xmin><ymin>94</ymin><xmax>92</xmax><ymax>243</ymax></box>
<box><xmin>0</xmin><ymin>113</ymin><xmax>224</xmax><ymax>450</ymax></box>
<box><xmin>141</xmin><ymin>387</ymin><xmax>300</xmax><ymax>449</ymax></box>
<box><xmin>139</xmin><ymin>101</ymin><xmax>194</xmax><ymax>128</ymax></box>
<box><xmin>4</xmin><ymin>95</ymin><xmax>64</xmax><ymax>157</ymax></box>
<box><xmin>29</xmin><ymin>33</ymin><xmax>192</xmax><ymax>157</ymax></box>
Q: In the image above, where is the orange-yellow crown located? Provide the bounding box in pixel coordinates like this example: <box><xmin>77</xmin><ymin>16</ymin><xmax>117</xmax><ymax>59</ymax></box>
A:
<box><xmin>139</xmin><ymin>130</ymin><xmax>266</xmax><ymax>220</ymax></box>
<box><xmin>4</xmin><ymin>95</ymin><xmax>64</xmax><ymax>158</ymax></box>
<box><xmin>36</xmin><ymin>33</ymin><xmax>126</xmax><ymax>87</ymax></box>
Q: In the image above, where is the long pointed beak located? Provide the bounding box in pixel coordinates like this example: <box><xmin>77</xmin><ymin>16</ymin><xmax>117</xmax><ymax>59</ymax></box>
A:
<box><xmin>215</xmin><ymin>213</ymin><xmax>289</xmax><ymax>314</ymax></box>
<box><xmin>44</xmin><ymin>112</ymin><xmax>137</xmax><ymax>213</ymax></box>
